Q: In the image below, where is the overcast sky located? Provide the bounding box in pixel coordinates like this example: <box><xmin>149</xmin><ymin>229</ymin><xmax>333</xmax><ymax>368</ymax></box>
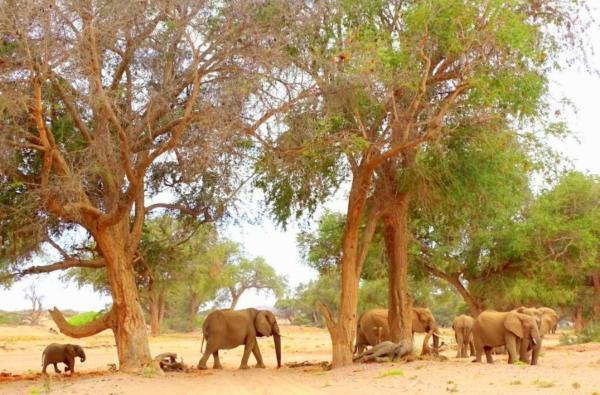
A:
<box><xmin>1</xmin><ymin>17</ymin><xmax>599</xmax><ymax>313</ymax></box>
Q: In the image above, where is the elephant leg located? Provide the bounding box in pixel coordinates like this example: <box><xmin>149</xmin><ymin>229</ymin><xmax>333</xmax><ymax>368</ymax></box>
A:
<box><xmin>455</xmin><ymin>333</ymin><xmax>462</xmax><ymax>358</ymax></box>
<box><xmin>473</xmin><ymin>337</ymin><xmax>483</xmax><ymax>363</ymax></box>
<box><xmin>469</xmin><ymin>340</ymin><xmax>475</xmax><ymax>357</ymax></box>
<box><xmin>67</xmin><ymin>357</ymin><xmax>75</xmax><ymax>374</ymax></box>
<box><xmin>53</xmin><ymin>363</ymin><xmax>61</xmax><ymax>373</ymax></box>
<box><xmin>239</xmin><ymin>338</ymin><xmax>255</xmax><ymax>369</ymax></box>
<box><xmin>212</xmin><ymin>351</ymin><xmax>223</xmax><ymax>369</ymax></box>
<box><xmin>505</xmin><ymin>335</ymin><xmax>518</xmax><ymax>364</ymax></box>
<box><xmin>198</xmin><ymin>340</ymin><xmax>217</xmax><ymax>370</ymax></box>
<box><xmin>484</xmin><ymin>346</ymin><xmax>494</xmax><ymax>364</ymax></box>
<box><xmin>252</xmin><ymin>343</ymin><xmax>265</xmax><ymax>368</ymax></box>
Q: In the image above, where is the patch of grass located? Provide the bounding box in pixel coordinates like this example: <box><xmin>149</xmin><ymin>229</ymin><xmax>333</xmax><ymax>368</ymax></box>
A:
<box><xmin>447</xmin><ymin>380</ymin><xmax>455</xmax><ymax>384</ymax></box>
<box><xmin>66</xmin><ymin>310</ymin><xmax>107</xmax><ymax>326</ymax></box>
<box><xmin>414</xmin><ymin>364</ymin><xmax>425</xmax><ymax>370</ymax></box>
<box><xmin>571</xmin><ymin>382</ymin><xmax>580</xmax><ymax>389</ymax></box>
<box><xmin>446</xmin><ymin>383</ymin><xmax>458</xmax><ymax>393</ymax></box>
<box><xmin>513</xmin><ymin>360</ymin><xmax>528</xmax><ymax>366</ymax></box>
<box><xmin>409</xmin><ymin>375</ymin><xmax>418</xmax><ymax>380</ymax></box>
<box><xmin>376</xmin><ymin>369</ymin><xmax>404</xmax><ymax>378</ymax></box>
<box><xmin>533</xmin><ymin>379</ymin><xmax>555</xmax><ymax>388</ymax></box>
<box><xmin>141</xmin><ymin>364</ymin><xmax>162</xmax><ymax>378</ymax></box>
<box><xmin>510</xmin><ymin>380</ymin><xmax>522</xmax><ymax>385</ymax></box>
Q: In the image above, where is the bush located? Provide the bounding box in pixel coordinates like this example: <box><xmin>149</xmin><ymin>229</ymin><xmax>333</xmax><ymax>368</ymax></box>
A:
<box><xmin>66</xmin><ymin>310</ymin><xmax>106</xmax><ymax>326</ymax></box>
<box><xmin>559</xmin><ymin>321</ymin><xmax>600</xmax><ymax>345</ymax></box>
<box><xmin>0</xmin><ymin>311</ymin><xmax>21</xmax><ymax>325</ymax></box>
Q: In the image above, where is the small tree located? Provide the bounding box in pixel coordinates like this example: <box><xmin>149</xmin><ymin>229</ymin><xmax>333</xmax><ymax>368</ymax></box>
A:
<box><xmin>219</xmin><ymin>256</ymin><xmax>286</xmax><ymax>309</ymax></box>
<box><xmin>23</xmin><ymin>282</ymin><xmax>44</xmax><ymax>326</ymax></box>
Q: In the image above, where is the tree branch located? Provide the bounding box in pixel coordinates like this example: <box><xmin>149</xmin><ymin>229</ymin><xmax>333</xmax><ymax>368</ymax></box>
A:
<box><xmin>16</xmin><ymin>258</ymin><xmax>105</xmax><ymax>277</ymax></box>
<box><xmin>49</xmin><ymin>306</ymin><xmax>115</xmax><ymax>338</ymax></box>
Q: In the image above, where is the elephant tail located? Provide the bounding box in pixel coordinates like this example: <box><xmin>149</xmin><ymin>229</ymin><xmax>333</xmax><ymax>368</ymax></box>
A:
<box><xmin>462</xmin><ymin>325</ymin><xmax>470</xmax><ymax>343</ymax></box>
<box><xmin>41</xmin><ymin>349</ymin><xmax>45</xmax><ymax>368</ymax></box>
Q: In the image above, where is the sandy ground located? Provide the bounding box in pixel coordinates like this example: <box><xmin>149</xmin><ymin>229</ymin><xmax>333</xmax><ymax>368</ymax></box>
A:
<box><xmin>1</xmin><ymin>324</ymin><xmax>599</xmax><ymax>395</ymax></box>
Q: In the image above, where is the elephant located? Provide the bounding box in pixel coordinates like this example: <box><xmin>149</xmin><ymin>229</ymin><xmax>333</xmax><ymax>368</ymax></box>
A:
<box><xmin>513</xmin><ymin>306</ymin><xmax>559</xmax><ymax>363</ymax></box>
<box><xmin>452</xmin><ymin>314</ymin><xmax>475</xmax><ymax>358</ymax></box>
<box><xmin>355</xmin><ymin>308</ymin><xmax>440</xmax><ymax>355</ymax></box>
<box><xmin>197</xmin><ymin>308</ymin><xmax>281</xmax><ymax>370</ymax></box>
<box><xmin>472</xmin><ymin>310</ymin><xmax>542</xmax><ymax>365</ymax></box>
<box><xmin>353</xmin><ymin>340</ymin><xmax>413</xmax><ymax>363</ymax></box>
<box><xmin>41</xmin><ymin>343</ymin><xmax>86</xmax><ymax>374</ymax></box>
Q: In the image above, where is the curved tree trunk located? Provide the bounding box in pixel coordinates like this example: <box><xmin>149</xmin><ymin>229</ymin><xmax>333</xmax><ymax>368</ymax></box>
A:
<box><xmin>94</xmin><ymin>226</ymin><xmax>152</xmax><ymax>372</ymax></box>
<box><xmin>383</xmin><ymin>193</ymin><xmax>413</xmax><ymax>343</ymax></box>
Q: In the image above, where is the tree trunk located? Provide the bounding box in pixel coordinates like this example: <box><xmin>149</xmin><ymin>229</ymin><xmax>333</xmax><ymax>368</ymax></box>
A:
<box><xmin>188</xmin><ymin>293</ymin><xmax>201</xmax><ymax>330</ymax></box>
<box><xmin>321</xmin><ymin>169</ymin><xmax>371</xmax><ymax>368</ymax></box>
<box><xmin>149</xmin><ymin>289</ymin><xmax>161</xmax><ymax>337</ymax></box>
<box><xmin>383</xmin><ymin>193</ymin><xmax>413</xmax><ymax>343</ymax></box>
<box><xmin>95</xmin><ymin>226</ymin><xmax>152</xmax><ymax>372</ymax></box>
<box><xmin>158</xmin><ymin>291</ymin><xmax>166</xmax><ymax>330</ymax></box>
<box><xmin>591</xmin><ymin>273</ymin><xmax>600</xmax><ymax>320</ymax></box>
<box><xmin>230</xmin><ymin>291</ymin><xmax>241</xmax><ymax>310</ymax></box>
<box><xmin>574</xmin><ymin>306</ymin><xmax>585</xmax><ymax>332</ymax></box>
<box><xmin>449</xmin><ymin>276</ymin><xmax>484</xmax><ymax>318</ymax></box>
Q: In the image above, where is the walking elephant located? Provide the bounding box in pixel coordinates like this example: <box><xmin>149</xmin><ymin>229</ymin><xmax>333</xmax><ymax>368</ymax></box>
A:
<box><xmin>41</xmin><ymin>343</ymin><xmax>86</xmax><ymax>374</ymax></box>
<box><xmin>355</xmin><ymin>308</ymin><xmax>440</xmax><ymax>355</ymax></box>
<box><xmin>197</xmin><ymin>308</ymin><xmax>281</xmax><ymax>370</ymax></box>
<box><xmin>472</xmin><ymin>310</ymin><xmax>542</xmax><ymax>365</ymax></box>
<box><xmin>452</xmin><ymin>314</ymin><xmax>475</xmax><ymax>358</ymax></box>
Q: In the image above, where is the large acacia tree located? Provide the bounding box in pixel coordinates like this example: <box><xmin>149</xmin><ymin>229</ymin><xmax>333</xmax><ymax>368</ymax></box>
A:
<box><xmin>257</xmin><ymin>0</ymin><xmax>589</xmax><ymax>367</ymax></box>
<box><xmin>0</xmin><ymin>0</ymin><xmax>308</xmax><ymax>371</ymax></box>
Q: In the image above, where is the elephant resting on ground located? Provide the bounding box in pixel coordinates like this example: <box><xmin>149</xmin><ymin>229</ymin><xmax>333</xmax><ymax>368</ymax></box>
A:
<box><xmin>355</xmin><ymin>308</ymin><xmax>440</xmax><ymax>355</ymax></box>
<box><xmin>452</xmin><ymin>315</ymin><xmax>475</xmax><ymax>358</ymax></box>
<box><xmin>198</xmin><ymin>308</ymin><xmax>281</xmax><ymax>370</ymax></box>
<box><xmin>353</xmin><ymin>340</ymin><xmax>413</xmax><ymax>363</ymax></box>
<box><xmin>42</xmin><ymin>343</ymin><xmax>86</xmax><ymax>374</ymax></box>
<box><xmin>472</xmin><ymin>310</ymin><xmax>541</xmax><ymax>365</ymax></box>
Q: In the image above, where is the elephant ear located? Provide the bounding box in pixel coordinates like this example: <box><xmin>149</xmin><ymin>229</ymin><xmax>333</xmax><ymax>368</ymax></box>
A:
<box><xmin>504</xmin><ymin>313</ymin><xmax>524</xmax><ymax>339</ymax></box>
<box><xmin>65</xmin><ymin>344</ymin><xmax>76</xmax><ymax>358</ymax></box>
<box><xmin>255</xmin><ymin>311</ymin><xmax>272</xmax><ymax>336</ymax></box>
<box><xmin>540</xmin><ymin>315</ymin><xmax>554</xmax><ymax>336</ymax></box>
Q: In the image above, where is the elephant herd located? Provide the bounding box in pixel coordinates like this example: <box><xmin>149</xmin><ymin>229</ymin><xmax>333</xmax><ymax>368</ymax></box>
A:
<box><xmin>40</xmin><ymin>306</ymin><xmax>559</xmax><ymax>375</ymax></box>
<box><xmin>453</xmin><ymin>306</ymin><xmax>559</xmax><ymax>365</ymax></box>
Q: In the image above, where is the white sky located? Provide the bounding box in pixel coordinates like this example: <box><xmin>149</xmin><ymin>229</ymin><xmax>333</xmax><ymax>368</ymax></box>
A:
<box><xmin>1</xmin><ymin>18</ymin><xmax>599</xmax><ymax>313</ymax></box>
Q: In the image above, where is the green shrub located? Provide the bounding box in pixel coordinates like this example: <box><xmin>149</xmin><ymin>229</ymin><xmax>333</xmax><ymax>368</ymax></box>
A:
<box><xmin>0</xmin><ymin>311</ymin><xmax>21</xmax><ymax>325</ymax></box>
<box><xmin>559</xmin><ymin>321</ymin><xmax>600</xmax><ymax>345</ymax></box>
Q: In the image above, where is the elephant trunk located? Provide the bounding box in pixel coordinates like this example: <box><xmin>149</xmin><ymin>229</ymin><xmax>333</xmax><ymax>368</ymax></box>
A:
<box><xmin>530</xmin><ymin>334</ymin><xmax>541</xmax><ymax>365</ymax></box>
<box><xmin>79</xmin><ymin>350</ymin><xmax>86</xmax><ymax>362</ymax></box>
<box><xmin>273</xmin><ymin>333</ymin><xmax>282</xmax><ymax>368</ymax></box>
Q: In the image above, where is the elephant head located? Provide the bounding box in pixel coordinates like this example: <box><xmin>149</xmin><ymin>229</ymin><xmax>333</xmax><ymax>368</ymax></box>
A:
<box><xmin>414</xmin><ymin>308</ymin><xmax>440</xmax><ymax>349</ymax></box>
<box><xmin>66</xmin><ymin>344</ymin><xmax>86</xmax><ymax>362</ymax></box>
<box><xmin>255</xmin><ymin>310</ymin><xmax>281</xmax><ymax>368</ymax></box>
<box><xmin>515</xmin><ymin>306</ymin><xmax>558</xmax><ymax>336</ymax></box>
<box><xmin>537</xmin><ymin>307</ymin><xmax>559</xmax><ymax>335</ymax></box>
<box><xmin>505</xmin><ymin>312</ymin><xmax>541</xmax><ymax>365</ymax></box>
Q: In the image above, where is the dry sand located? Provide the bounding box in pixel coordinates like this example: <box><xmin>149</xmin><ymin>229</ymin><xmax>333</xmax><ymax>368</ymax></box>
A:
<box><xmin>1</xmin><ymin>324</ymin><xmax>599</xmax><ymax>394</ymax></box>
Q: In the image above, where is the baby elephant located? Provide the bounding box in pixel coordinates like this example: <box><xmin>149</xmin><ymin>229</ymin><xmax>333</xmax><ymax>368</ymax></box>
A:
<box><xmin>42</xmin><ymin>343</ymin><xmax>86</xmax><ymax>375</ymax></box>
